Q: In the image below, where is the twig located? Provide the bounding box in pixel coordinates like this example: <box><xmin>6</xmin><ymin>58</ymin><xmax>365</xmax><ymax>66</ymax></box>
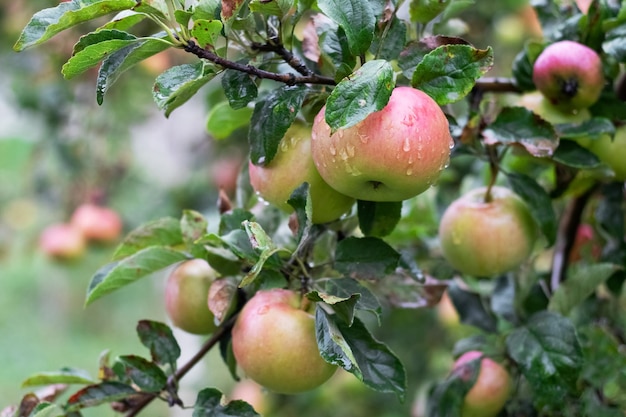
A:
<box><xmin>550</xmin><ymin>187</ymin><xmax>596</xmax><ymax>292</ymax></box>
<box><xmin>124</xmin><ymin>317</ymin><xmax>236</xmax><ymax>417</ymax></box>
<box><xmin>473</xmin><ymin>77</ymin><xmax>522</xmax><ymax>94</ymax></box>
<box><xmin>251</xmin><ymin>40</ymin><xmax>313</xmax><ymax>76</ymax></box>
<box><xmin>183</xmin><ymin>40</ymin><xmax>335</xmax><ymax>86</ymax></box>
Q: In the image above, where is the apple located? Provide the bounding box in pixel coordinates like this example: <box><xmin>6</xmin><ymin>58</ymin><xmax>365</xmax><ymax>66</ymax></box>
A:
<box><xmin>438</xmin><ymin>186</ymin><xmax>537</xmax><ymax>277</ymax></box>
<box><xmin>569</xmin><ymin>223</ymin><xmax>601</xmax><ymax>263</ymax></box>
<box><xmin>39</xmin><ymin>223</ymin><xmax>86</xmax><ymax>261</ymax></box>
<box><xmin>165</xmin><ymin>259</ymin><xmax>219</xmax><ymax>335</ymax></box>
<box><xmin>231</xmin><ymin>288</ymin><xmax>337</xmax><ymax>394</ymax></box>
<box><xmin>211</xmin><ymin>154</ymin><xmax>243</xmax><ymax>196</ymax></box>
<box><xmin>532</xmin><ymin>40</ymin><xmax>604</xmax><ymax>112</ymax></box>
<box><xmin>248</xmin><ymin>121</ymin><xmax>355</xmax><ymax>224</ymax></box>
<box><xmin>587</xmin><ymin>125</ymin><xmax>626</xmax><ymax>181</ymax></box>
<box><xmin>70</xmin><ymin>203</ymin><xmax>122</xmax><ymax>243</ymax></box>
<box><xmin>453</xmin><ymin>351</ymin><xmax>512</xmax><ymax>417</ymax></box>
<box><xmin>228</xmin><ymin>379</ymin><xmax>271</xmax><ymax>415</ymax></box>
<box><xmin>436</xmin><ymin>290</ymin><xmax>460</xmax><ymax>328</ymax></box>
<box><xmin>311</xmin><ymin>86</ymin><xmax>452</xmax><ymax>202</ymax></box>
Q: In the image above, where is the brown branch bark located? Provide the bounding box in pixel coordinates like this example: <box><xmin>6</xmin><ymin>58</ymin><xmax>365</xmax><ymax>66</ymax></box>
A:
<box><xmin>251</xmin><ymin>41</ymin><xmax>313</xmax><ymax>76</ymax></box>
<box><xmin>183</xmin><ymin>40</ymin><xmax>336</xmax><ymax>86</ymax></box>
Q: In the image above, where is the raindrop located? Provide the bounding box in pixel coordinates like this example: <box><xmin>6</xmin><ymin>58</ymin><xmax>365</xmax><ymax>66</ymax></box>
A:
<box><xmin>339</xmin><ymin>148</ymin><xmax>349</xmax><ymax>161</ymax></box>
<box><xmin>449</xmin><ymin>138</ymin><xmax>455</xmax><ymax>149</ymax></box>
<box><xmin>347</xmin><ymin>144</ymin><xmax>355</xmax><ymax>157</ymax></box>
<box><xmin>403</xmin><ymin>137</ymin><xmax>411</xmax><ymax>152</ymax></box>
<box><xmin>406</xmin><ymin>167</ymin><xmax>413</xmax><ymax>176</ymax></box>
<box><xmin>358</xmin><ymin>133</ymin><xmax>369</xmax><ymax>144</ymax></box>
<box><xmin>329</xmin><ymin>145</ymin><xmax>337</xmax><ymax>156</ymax></box>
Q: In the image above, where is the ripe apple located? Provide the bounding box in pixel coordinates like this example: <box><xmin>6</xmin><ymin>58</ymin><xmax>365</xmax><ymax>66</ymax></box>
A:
<box><xmin>39</xmin><ymin>223</ymin><xmax>86</xmax><ymax>261</ymax></box>
<box><xmin>231</xmin><ymin>289</ymin><xmax>337</xmax><ymax>394</ymax></box>
<box><xmin>587</xmin><ymin>125</ymin><xmax>626</xmax><ymax>181</ymax></box>
<box><xmin>569</xmin><ymin>223</ymin><xmax>601</xmax><ymax>263</ymax></box>
<box><xmin>438</xmin><ymin>186</ymin><xmax>537</xmax><ymax>277</ymax></box>
<box><xmin>165</xmin><ymin>259</ymin><xmax>219</xmax><ymax>335</ymax></box>
<box><xmin>70</xmin><ymin>203</ymin><xmax>122</xmax><ymax>243</ymax></box>
<box><xmin>436</xmin><ymin>290</ymin><xmax>460</xmax><ymax>328</ymax></box>
<box><xmin>453</xmin><ymin>351</ymin><xmax>512</xmax><ymax>417</ymax></box>
<box><xmin>248</xmin><ymin>121</ymin><xmax>355</xmax><ymax>224</ymax></box>
<box><xmin>311</xmin><ymin>86</ymin><xmax>452</xmax><ymax>202</ymax></box>
<box><xmin>532</xmin><ymin>40</ymin><xmax>604</xmax><ymax>112</ymax></box>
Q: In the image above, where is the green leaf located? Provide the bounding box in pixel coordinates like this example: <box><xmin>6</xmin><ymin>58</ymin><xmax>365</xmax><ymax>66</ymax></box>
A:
<box><xmin>153</xmin><ymin>61</ymin><xmax>218</xmax><ymax>117</ymax></box>
<box><xmin>410</xmin><ymin>0</ymin><xmax>451</xmax><ymax>24</ymax></box>
<box><xmin>370</xmin><ymin>16</ymin><xmax>407</xmax><ymax>61</ymax></box>
<box><xmin>86</xmin><ymin>247</ymin><xmax>189</xmax><ymax>305</ymax></box>
<box><xmin>317</xmin><ymin>0</ymin><xmax>375</xmax><ymax>56</ymax></box>
<box><xmin>357</xmin><ymin>200</ymin><xmax>402</xmax><ymax>237</ymax></box>
<box><xmin>506</xmin><ymin>172</ymin><xmax>557</xmax><ymax>246</ymax></box>
<box><xmin>97</xmin><ymin>34</ymin><xmax>172</xmax><ymax>105</ymax></box>
<box><xmin>287</xmin><ymin>182</ymin><xmax>312</xmax><ymax>243</ymax></box>
<box><xmin>193</xmin><ymin>387</ymin><xmax>260</xmax><ymax>417</ymax></box>
<box><xmin>238</xmin><ymin>221</ymin><xmax>289</xmax><ymax>288</ymax></box>
<box><xmin>136</xmin><ymin>320</ymin><xmax>181</xmax><ymax>370</ymax></box>
<box><xmin>206</xmin><ymin>101</ymin><xmax>253</xmax><ymax>140</ymax></box>
<box><xmin>116</xmin><ymin>355</ymin><xmax>167</xmax><ymax>393</ymax></box>
<box><xmin>66</xmin><ymin>381</ymin><xmax>137</xmax><ymax>411</ymax></box>
<box><xmin>325</xmin><ymin>60</ymin><xmax>395</xmax><ymax>131</ymax></box>
<box><xmin>448</xmin><ymin>282</ymin><xmax>497</xmax><ymax>332</ymax></box>
<box><xmin>482</xmin><ymin>107</ymin><xmax>558</xmax><ymax>157</ymax></box>
<box><xmin>249</xmin><ymin>0</ymin><xmax>294</xmax><ymax>17</ymax></box>
<box><xmin>554</xmin><ymin>117</ymin><xmax>616</xmax><ymax>140</ymax></box>
<box><xmin>191</xmin><ymin>19</ymin><xmax>223</xmax><ymax>48</ymax></box>
<box><xmin>113</xmin><ymin>217</ymin><xmax>183</xmax><ymax>260</ymax></box>
<box><xmin>426</xmin><ymin>357</ymin><xmax>480</xmax><ymax>417</ymax></box>
<box><xmin>62</xmin><ymin>32</ymin><xmax>140</xmax><ymax>79</ymax></box>
<box><xmin>316</xmin><ymin>308</ymin><xmax>407</xmax><ymax>401</ymax></box>
<box><xmin>411</xmin><ymin>44</ymin><xmax>493</xmax><ymax>105</ymax></box>
<box><xmin>317</xmin><ymin>22</ymin><xmax>356</xmax><ymax>81</ymax></box>
<box><xmin>603</xmin><ymin>25</ymin><xmax>626</xmax><ymax>62</ymax></box>
<box><xmin>506</xmin><ymin>311</ymin><xmax>583</xmax><ymax>406</ymax></box>
<box><xmin>398</xmin><ymin>36</ymin><xmax>470</xmax><ymax>80</ymax></box>
<box><xmin>29</xmin><ymin>402</ymin><xmax>64</xmax><ymax>417</ymax></box>
<box><xmin>181</xmin><ymin>210</ymin><xmax>208</xmax><ymax>246</ymax></box>
<box><xmin>218</xmin><ymin>209</ymin><xmax>255</xmax><ymax>235</ymax></box>
<box><xmin>22</xmin><ymin>368</ymin><xmax>96</xmax><ymax>388</ymax></box>
<box><xmin>98</xmin><ymin>11</ymin><xmax>147</xmax><ymax>32</ymax></box>
<box><xmin>579</xmin><ymin>324</ymin><xmax>626</xmax><ymax>389</ymax></box>
<box><xmin>308</xmin><ymin>291</ymin><xmax>360</xmax><ymax>325</ymax></box>
<box><xmin>221</xmin><ymin>70</ymin><xmax>258</xmax><ymax>110</ymax></box>
<box><xmin>13</xmin><ymin>0</ymin><xmax>136</xmax><ymax>51</ymax></box>
<box><xmin>552</xmin><ymin>140</ymin><xmax>602</xmax><ymax>169</ymax></box>
<box><xmin>248</xmin><ymin>85</ymin><xmax>307</xmax><ymax>165</ymax></box>
<box><xmin>322</xmin><ymin>277</ymin><xmax>382</xmax><ymax>323</ymax></box>
<box><xmin>335</xmin><ymin>237</ymin><xmax>400</xmax><ymax>281</ymax></box>
<box><xmin>549</xmin><ymin>263</ymin><xmax>622</xmax><ymax>315</ymax></box>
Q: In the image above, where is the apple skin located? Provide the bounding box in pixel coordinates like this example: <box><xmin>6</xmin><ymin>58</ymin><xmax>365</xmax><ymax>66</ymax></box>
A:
<box><xmin>248</xmin><ymin>121</ymin><xmax>355</xmax><ymax>224</ymax></box>
<box><xmin>532</xmin><ymin>41</ymin><xmax>604</xmax><ymax>112</ymax></box>
<box><xmin>39</xmin><ymin>223</ymin><xmax>87</xmax><ymax>260</ymax></box>
<box><xmin>587</xmin><ymin>125</ymin><xmax>626</xmax><ymax>181</ymax></box>
<box><xmin>439</xmin><ymin>186</ymin><xmax>537</xmax><ymax>277</ymax></box>
<box><xmin>70</xmin><ymin>204</ymin><xmax>122</xmax><ymax>243</ymax></box>
<box><xmin>165</xmin><ymin>259</ymin><xmax>219</xmax><ymax>335</ymax></box>
<box><xmin>454</xmin><ymin>351</ymin><xmax>512</xmax><ymax>417</ymax></box>
<box><xmin>311</xmin><ymin>86</ymin><xmax>452</xmax><ymax>202</ymax></box>
<box><xmin>231</xmin><ymin>289</ymin><xmax>337</xmax><ymax>394</ymax></box>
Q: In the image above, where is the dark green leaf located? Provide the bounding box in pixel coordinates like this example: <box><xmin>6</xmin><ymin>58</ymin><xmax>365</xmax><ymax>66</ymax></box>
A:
<box><xmin>579</xmin><ymin>324</ymin><xmax>626</xmax><ymax>389</ymax></box>
<box><xmin>603</xmin><ymin>24</ymin><xmax>626</xmax><ymax>62</ymax></box>
<box><xmin>549</xmin><ymin>263</ymin><xmax>622</xmax><ymax>315</ymax></box>
<box><xmin>287</xmin><ymin>182</ymin><xmax>312</xmax><ymax>243</ymax></box>
<box><xmin>506</xmin><ymin>172</ymin><xmax>557</xmax><ymax>246</ymax></box>
<box><xmin>66</xmin><ymin>381</ymin><xmax>137</xmax><ymax>411</ymax></box>
<box><xmin>238</xmin><ymin>222</ymin><xmax>288</xmax><ymax>288</ymax></box>
<box><xmin>113</xmin><ymin>217</ymin><xmax>182</xmax><ymax>260</ymax></box>
<box><xmin>98</xmin><ymin>11</ymin><xmax>147</xmax><ymax>31</ymax></box>
<box><xmin>206</xmin><ymin>102</ymin><xmax>253</xmax><ymax>140</ymax></box>
<box><xmin>325</xmin><ymin>60</ymin><xmax>395</xmax><ymax>131</ymax></box>
<box><xmin>248</xmin><ymin>0</ymin><xmax>294</xmax><ymax>17</ymax></box>
<box><xmin>116</xmin><ymin>355</ymin><xmax>167</xmax><ymax>393</ymax></box>
<box><xmin>221</xmin><ymin>70</ymin><xmax>258</xmax><ymax>110</ymax></box>
<box><xmin>511</xmin><ymin>46</ymin><xmax>538</xmax><ymax>92</ymax></box>
<box><xmin>96</xmin><ymin>34</ymin><xmax>171</xmax><ymax>104</ymax></box>
<box><xmin>62</xmin><ymin>35</ymin><xmax>140</xmax><ymax>79</ymax></box>
<box><xmin>409</xmin><ymin>0</ymin><xmax>450</xmax><ymax>24</ymax></box>
<box><xmin>448</xmin><ymin>281</ymin><xmax>497</xmax><ymax>332</ymax></box>
<box><xmin>411</xmin><ymin>44</ymin><xmax>493</xmax><ymax>105</ymax></box>
<box><xmin>323</xmin><ymin>277</ymin><xmax>382</xmax><ymax>323</ymax></box>
<box><xmin>491</xmin><ymin>274</ymin><xmax>517</xmax><ymax>324</ymax></box>
<box><xmin>554</xmin><ymin>117</ymin><xmax>615</xmax><ymax>140</ymax></box>
<box><xmin>483</xmin><ymin>107</ymin><xmax>558</xmax><ymax>157</ymax></box>
<box><xmin>22</xmin><ymin>368</ymin><xmax>96</xmax><ymax>387</ymax></box>
<box><xmin>317</xmin><ymin>0</ymin><xmax>375</xmax><ymax>56</ymax></box>
<box><xmin>13</xmin><ymin>0</ymin><xmax>136</xmax><ymax>51</ymax></box>
<box><xmin>136</xmin><ymin>320</ymin><xmax>181</xmax><ymax>370</ymax></box>
<box><xmin>398</xmin><ymin>36</ymin><xmax>470</xmax><ymax>80</ymax></box>
<box><xmin>552</xmin><ymin>140</ymin><xmax>602</xmax><ymax>169</ymax></box>
<box><xmin>370</xmin><ymin>17</ymin><xmax>407</xmax><ymax>61</ymax></box>
<box><xmin>316</xmin><ymin>308</ymin><xmax>407</xmax><ymax>401</ymax></box>
<box><xmin>193</xmin><ymin>387</ymin><xmax>260</xmax><ymax>417</ymax></box>
<box><xmin>181</xmin><ymin>210</ymin><xmax>208</xmax><ymax>246</ymax></box>
<box><xmin>317</xmin><ymin>23</ymin><xmax>356</xmax><ymax>81</ymax></box>
<box><xmin>29</xmin><ymin>402</ymin><xmax>64</xmax><ymax>417</ymax></box>
<box><xmin>72</xmin><ymin>29</ymin><xmax>136</xmax><ymax>55</ymax></box>
<box><xmin>86</xmin><ymin>247</ymin><xmax>189</xmax><ymax>305</ymax></box>
<box><xmin>426</xmin><ymin>357</ymin><xmax>480</xmax><ymax>417</ymax></box>
<box><xmin>218</xmin><ymin>209</ymin><xmax>254</xmax><ymax>235</ymax></box>
<box><xmin>335</xmin><ymin>236</ymin><xmax>400</xmax><ymax>281</ymax></box>
<box><xmin>248</xmin><ymin>85</ymin><xmax>307</xmax><ymax>165</ymax></box>
<box><xmin>308</xmin><ymin>291</ymin><xmax>360</xmax><ymax>325</ymax></box>
<box><xmin>191</xmin><ymin>19</ymin><xmax>223</xmax><ymax>48</ymax></box>
<box><xmin>153</xmin><ymin>61</ymin><xmax>218</xmax><ymax>117</ymax></box>
<box><xmin>357</xmin><ymin>200</ymin><xmax>402</xmax><ymax>237</ymax></box>
<box><xmin>506</xmin><ymin>311</ymin><xmax>583</xmax><ymax>406</ymax></box>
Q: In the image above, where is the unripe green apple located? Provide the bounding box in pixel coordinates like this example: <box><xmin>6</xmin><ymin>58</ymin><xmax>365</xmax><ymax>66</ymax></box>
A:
<box><xmin>231</xmin><ymin>289</ymin><xmax>337</xmax><ymax>394</ymax></box>
<box><xmin>311</xmin><ymin>86</ymin><xmax>453</xmax><ymax>202</ymax></box>
<box><xmin>165</xmin><ymin>259</ymin><xmax>219</xmax><ymax>335</ymax></box>
<box><xmin>39</xmin><ymin>223</ymin><xmax>86</xmax><ymax>261</ymax></box>
<box><xmin>439</xmin><ymin>186</ymin><xmax>537</xmax><ymax>277</ymax></box>
<box><xmin>532</xmin><ymin>40</ymin><xmax>604</xmax><ymax>112</ymax></box>
<box><xmin>70</xmin><ymin>203</ymin><xmax>123</xmax><ymax>243</ymax></box>
<box><xmin>587</xmin><ymin>125</ymin><xmax>626</xmax><ymax>181</ymax></box>
<box><xmin>454</xmin><ymin>351</ymin><xmax>512</xmax><ymax>417</ymax></box>
<box><xmin>248</xmin><ymin>121</ymin><xmax>355</xmax><ymax>224</ymax></box>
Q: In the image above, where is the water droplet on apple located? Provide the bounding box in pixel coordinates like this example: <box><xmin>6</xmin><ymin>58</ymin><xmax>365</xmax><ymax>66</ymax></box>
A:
<box><xmin>449</xmin><ymin>138</ymin><xmax>455</xmax><ymax>149</ymax></box>
<box><xmin>403</xmin><ymin>137</ymin><xmax>411</xmax><ymax>152</ymax></box>
<box><xmin>329</xmin><ymin>145</ymin><xmax>337</xmax><ymax>156</ymax></box>
<box><xmin>358</xmin><ymin>133</ymin><xmax>369</xmax><ymax>144</ymax></box>
<box><xmin>339</xmin><ymin>148</ymin><xmax>349</xmax><ymax>161</ymax></box>
<box><xmin>257</xmin><ymin>305</ymin><xmax>270</xmax><ymax>315</ymax></box>
<box><xmin>406</xmin><ymin>167</ymin><xmax>413</xmax><ymax>176</ymax></box>
<box><xmin>408</xmin><ymin>154</ymin><xmax>414</xmax><ymax>164</ymax></box>
<box><xmin>347</xmin><ymin>144</ymin><xmax>355</xmax><ymax>157</ymax></box>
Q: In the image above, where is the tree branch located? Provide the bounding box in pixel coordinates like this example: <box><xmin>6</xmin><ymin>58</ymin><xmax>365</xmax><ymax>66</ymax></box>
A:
<box><xmin>251</xmin><ymin>40</ymin><xmax>313</xmax><ymax>76</ymax></box>
<box><xmin>473</xmin><ymin>77</ymin><xmax>522</xmax><ymax>94</ymax></box>
<box><xmin>124</xmin><ymin>317</ymin><xmax>236</xmax><ymax>417</ymax></box>
<box><xmin>183</xmin><ymin>40</ymin><xmax>335</xmax><ymax>86</ymax></box>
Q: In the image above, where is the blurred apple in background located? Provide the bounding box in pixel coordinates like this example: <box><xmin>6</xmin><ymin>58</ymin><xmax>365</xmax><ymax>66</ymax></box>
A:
<box><xmin>70</xmin><ymin>203</ymin><xmax>122</xmax><ymax>243</ymax></box>
<box><xmin>39</xmin><ymin>223</ymin><xmax>86</xmax><ymax>261</ymax></box>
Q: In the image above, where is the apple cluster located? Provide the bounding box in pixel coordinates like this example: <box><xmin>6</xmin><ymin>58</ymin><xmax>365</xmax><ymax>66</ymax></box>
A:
<box><xmin>38</xmin><ymin>203</ymin><xmax>123</xmax><ymax>261</ymax></box>
<box><xmin>249</xmin><ymin>86</ymin><xmax>453</xmax><ymax>223</ymax></box>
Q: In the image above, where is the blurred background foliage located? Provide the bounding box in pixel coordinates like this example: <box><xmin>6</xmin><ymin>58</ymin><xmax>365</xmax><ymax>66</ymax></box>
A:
<box><xmin>0</xmin><ymin>0</ymin><xmax>543</xmax><ymax>415</ymax></box>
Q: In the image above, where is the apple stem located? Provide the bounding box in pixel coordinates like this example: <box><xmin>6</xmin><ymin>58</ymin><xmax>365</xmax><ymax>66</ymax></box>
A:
<box><xmin>484</xmin><ymin>146</ymin><xmax>500</xmax><ymax>203</ymax></box>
